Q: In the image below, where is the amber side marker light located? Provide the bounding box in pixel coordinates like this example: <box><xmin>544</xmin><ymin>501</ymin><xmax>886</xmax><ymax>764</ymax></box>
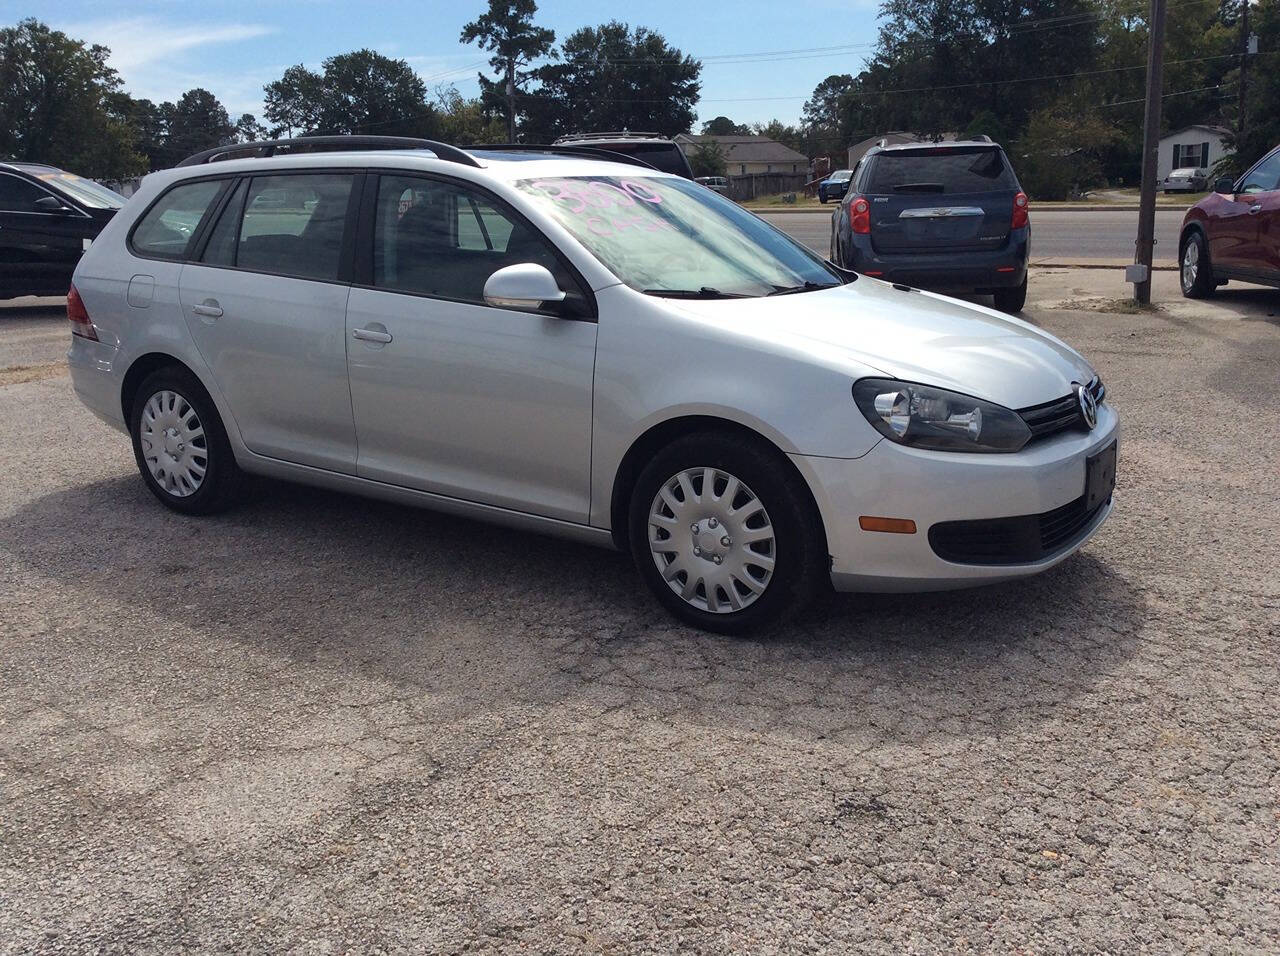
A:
<box><xmin>858</xmin><ymin>516</ymin><xmax>918</xmax><ymax>534</ymax></box>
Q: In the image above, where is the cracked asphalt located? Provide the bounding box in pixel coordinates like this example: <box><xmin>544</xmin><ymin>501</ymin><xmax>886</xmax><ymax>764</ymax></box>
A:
<box><xmin>1</xmin><ymin>280</ymin><xmax>1278</xmax><ymax>953</ymax></box>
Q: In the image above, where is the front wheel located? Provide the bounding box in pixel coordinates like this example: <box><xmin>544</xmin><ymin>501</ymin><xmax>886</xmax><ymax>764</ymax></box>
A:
<box><xmin>993</xmin><ymin>276</ymin><xmax>1028</xmax><ymax>314</ymax></box>
<box><xmin>628</xmin><ymin>432</ymin><xmax>827</xmax><ymax>634</ymax></box>
<box><xmin>1180</xmin><ymin>231</ymin><xmax>1215</xmax><ymax>298</ymax></box>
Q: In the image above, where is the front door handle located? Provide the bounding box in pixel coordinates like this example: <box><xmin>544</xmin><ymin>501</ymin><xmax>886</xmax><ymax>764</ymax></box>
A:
<box><xmin>191</xmin><ymin>300</ymin><xmax>223</xmax><ymax>318</ymax></box>
<box><xmin>352</xmin><ymin>327</ymin><xmax>393</xmax><ymax>344</ymax></box>
<box><xmin>1249</xmin><ymin>204</ymin><xmax>1262</xmax><ymax>215</ymax></box>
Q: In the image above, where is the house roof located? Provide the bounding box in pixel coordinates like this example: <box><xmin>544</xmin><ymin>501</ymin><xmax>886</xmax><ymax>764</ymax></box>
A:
<box><xmin>674</xmin><ymin>134</ymin><xmax>809</xmax><ymax>165</ymax></box>
<box><xmin>1160</xmin><ymin>125</ymin><xmax>1231</xmax><ymax>141</ymax></box>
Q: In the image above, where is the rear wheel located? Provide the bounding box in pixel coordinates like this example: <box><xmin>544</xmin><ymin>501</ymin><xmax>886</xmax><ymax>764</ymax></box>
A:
<box><xmin>1180</xmin><ymin>231</ymin><xmax>1215</xmax><ymax>298</ymax></box>
<box><xmin>129</xmin><ymin>366</ymin><xmax>245</xmax><ymax>514</ymax></box>
<box><xmin>628</xmin><ymin>432</ymin><xmax>827</xmax><ymax>634</ymax></box>
<box><xmin>993</xmin><ymin>276</ymin><xmax>1028</xmax><ymax>314</ymax></box>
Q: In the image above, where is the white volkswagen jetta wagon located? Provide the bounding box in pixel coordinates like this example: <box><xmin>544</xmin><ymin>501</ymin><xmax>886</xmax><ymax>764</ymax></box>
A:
<box><xmin>67</xmin><ymin>137</ymin><xmax>1118</xmax><ymax>632</ymax></box>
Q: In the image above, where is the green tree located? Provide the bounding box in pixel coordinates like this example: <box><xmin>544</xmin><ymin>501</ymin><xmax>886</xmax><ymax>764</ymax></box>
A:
<box><xmin>162</xmin><ymin>88</ymin><xmax>234</xmax><ymax>165</ymax></box>
<box><xmin>263</xmin><ymin>51</ymin><xmax>437</xmax><ymax>139</ymax></box>
<box><xmin>1013</xmin><ymin>102</ymin><xmax>1121</xmax><ymax>199</ymax></box>
<box><xmin>460</xmin><ymin>0</ymin><xmax>556</xmax><ymax>140</ymax></box>
<box><xmin>433</xmin><ymin>84</ymin><xmax>505</xmax><ymax>144</ymax></box>
<box><xmin>234</xmin><ymin>113</ymin><xmax>269</xmax><ymax>143</ymax></box>
<box><xmin>0</xmin><ymin>18</ymin><xmax>142</xmax><ymax>177</ymax></box>
<box><xmin>524</xmin><ymin>22</ymin><xmax>701</xmax><ymax>141</ymax></box>
<box><xmin>689</xmin><ymin>139</ymin><xmax>727</xmax><ymax>177</ymax></box>
<box><xmin>701</xmin><ymin>115</ymin><xmax>749</xmax><ymax>135</ymax></box>
<box><xmin>263</xmin><ymin>64</ymin><xmax>325</xmax><ymax>136</ymax></box>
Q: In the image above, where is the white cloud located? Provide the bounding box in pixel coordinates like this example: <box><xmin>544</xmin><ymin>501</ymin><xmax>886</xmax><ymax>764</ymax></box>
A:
<box><xmin>61</xmin><ymin>18</ymin><xmax>276</xmax><ymax>75</ymax></box>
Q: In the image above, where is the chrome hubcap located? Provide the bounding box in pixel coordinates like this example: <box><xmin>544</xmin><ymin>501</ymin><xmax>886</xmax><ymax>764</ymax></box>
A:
<box><xmin>1182</xmin><ymin>242</ymin><xmax>1198</xmax><ymax>288</ymax></box>
<box><xmin>648</xmin><ymin>467</ymin><xmax>776</xmax><ymax>614</ymax></box>
<box><xmin>139</xmin><ymin>390</ymin><xmax>207</xmax><ymax>497</ymax></box>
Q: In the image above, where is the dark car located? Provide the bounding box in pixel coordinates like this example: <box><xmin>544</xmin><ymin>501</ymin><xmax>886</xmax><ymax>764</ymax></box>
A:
<box><xmin>817</xmin><ymin>169</ymin><xmax>852</xmax><ymax>203</ymax></box>
<box><xmin>552</xmin><ymin>132</ymin><xmax>695</xmax><ymax>179</ymax></box>
<box><xmin>0</xmin><ymin>162</ymin><xmax>125</xmax><ymax>299</ymax></box>
<box><xmin>829</xmin><ymin>140</ymin><xmax>1030</xmax><ymax>313</ymax></box>
<box><xmin>1178</xmin><ymin>144</ymin><xmax>1280</xmax><ymax>298</ymax></box>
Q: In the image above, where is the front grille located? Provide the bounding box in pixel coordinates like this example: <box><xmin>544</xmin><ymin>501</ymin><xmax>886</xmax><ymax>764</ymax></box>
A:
<box><xmin>1018</xmin><ymin>378</ymin><xmax>1105</xmax><ymax>443</ymax></box>
<box><xmin>928</xmin><ymin>493</ymin><xmax>1108</xmax><ymax>565</ymax></box>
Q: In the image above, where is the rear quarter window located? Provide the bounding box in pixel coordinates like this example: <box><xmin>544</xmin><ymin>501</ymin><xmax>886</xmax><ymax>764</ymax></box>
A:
<box><xmin>865</xmin><ymin>149</ymin><xmax>1018</xmax><ymax>195</ymax></box>
<box><xmin>131</xmin><ymin>179</ymin><xmax>226</xmax><ymax>259</ymax></box>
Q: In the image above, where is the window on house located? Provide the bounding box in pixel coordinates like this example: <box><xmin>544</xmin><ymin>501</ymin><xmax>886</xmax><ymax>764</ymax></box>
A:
<box><xmin>1173</xmin><ymin>142</ymin><xmax>1210</xmax><ymax>169</ymax></box>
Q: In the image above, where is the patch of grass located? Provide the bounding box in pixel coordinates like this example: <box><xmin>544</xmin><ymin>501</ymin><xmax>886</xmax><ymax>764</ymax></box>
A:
<box><xmin>741</xmin><ymin>194</ymin><xmax>826</xmax><ymax>209</ymax></box>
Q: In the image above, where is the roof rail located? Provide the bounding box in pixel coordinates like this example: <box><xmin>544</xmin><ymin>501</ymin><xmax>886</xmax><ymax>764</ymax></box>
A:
<box><xmin>971</xmin><ymin>134</ymin><xmax>992</xmax><ymax>143</ymax></box>
<box><xmin>175</xmin><ymin>135</ymin><xmax>482</xmax><ymax>169</ymax></box>
<box><xmin>553</xmin><ymin>131</ymin><xmax>664</xmax><ymax>142</ymax></box>
<box><xmin>467</xmin><ymin>143</ymin><xmax>658</xmax><ymax>171</ymax></box>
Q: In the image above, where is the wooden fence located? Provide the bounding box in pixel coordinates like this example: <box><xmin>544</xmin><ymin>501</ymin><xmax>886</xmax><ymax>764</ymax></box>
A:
<box><xmin>724</xmin><ymin>172</ymin><xmax>809</xmax><ymax>202</ymax></box>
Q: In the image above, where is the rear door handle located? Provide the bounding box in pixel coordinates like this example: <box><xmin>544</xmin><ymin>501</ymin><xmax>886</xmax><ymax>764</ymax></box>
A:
<box><xmin>191</xmin><ymin>300</ymin><xmax>223</xmax><ymax>318</ymax></box>
<box><xmin>352</xmin><ymin>327</ymin><xmax>393</xmax><ymax>344</ymax></box>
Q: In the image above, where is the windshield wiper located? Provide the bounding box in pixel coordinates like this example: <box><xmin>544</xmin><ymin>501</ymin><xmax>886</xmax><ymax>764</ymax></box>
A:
<box><xmin>642</xmin><ymin>287</ymin><xmax>750</xmax><ymax>299</ymax></box>
<box><xmin>767</xmin><ymin>281</ymin><xmax>839</xmax><ymax>296</ymax></box>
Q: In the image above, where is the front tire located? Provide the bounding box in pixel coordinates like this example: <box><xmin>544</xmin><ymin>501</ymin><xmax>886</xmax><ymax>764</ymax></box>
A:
<box><xmin>993</xmin><ymin>276</ymin><xmax>1028</xmax><ymax>314</ymax></box>
<box><xmin>628</xmin><ymin>432</ymin><xmax>827</xmax><ymax>634</ymax></box>
<box><xmin>1180</xmin><ymin>231</ymin><xmax>1215</xmax><ymax>298</ymax></box>
<box><xmin>129</xmin><ymin>366</ymin><xmax>245</xmax><ymax>514</ymax></box>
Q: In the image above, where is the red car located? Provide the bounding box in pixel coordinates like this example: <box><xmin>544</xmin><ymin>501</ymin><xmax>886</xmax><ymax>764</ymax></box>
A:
<box><xmin>1179</xmin><ymin>144</ymin><xmax>1280</xmax><ymax>297</ymax></box>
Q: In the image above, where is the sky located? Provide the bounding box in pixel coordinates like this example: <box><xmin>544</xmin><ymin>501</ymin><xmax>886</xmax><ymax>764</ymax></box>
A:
<box><xmin>24</xmin><ymin>0</ymin><xmax>883</xmax><ymax>129</ymax></box>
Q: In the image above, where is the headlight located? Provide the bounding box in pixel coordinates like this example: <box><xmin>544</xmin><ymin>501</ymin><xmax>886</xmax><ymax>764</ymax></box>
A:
<box><xmin>852</xmin><ymin>378</ymin><xmax>1032</xmax><ymax>453</ymax></box>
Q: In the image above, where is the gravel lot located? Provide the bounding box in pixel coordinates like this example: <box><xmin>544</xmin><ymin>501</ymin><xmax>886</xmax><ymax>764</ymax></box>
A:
<box><xmin>2</xmin><ymin>282</ymin><xmax>1278</xmax><ymax>952</ymax></box>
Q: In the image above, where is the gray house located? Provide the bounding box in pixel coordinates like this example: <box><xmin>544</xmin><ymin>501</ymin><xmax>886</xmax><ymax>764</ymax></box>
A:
<box><xmin>674</xmin><ymin>134</ymin><xmax>809</xmax><ymax>175</ymax></box>
<box><xmin>1158</xmin><ymin>125</ymin><xmax>1230</xmax><ymax>179</ymax></box>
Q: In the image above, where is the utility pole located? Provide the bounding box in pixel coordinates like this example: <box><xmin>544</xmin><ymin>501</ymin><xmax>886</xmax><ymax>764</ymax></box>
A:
<box><xmin>1238</xmin><ymin>0</ymin><xmax>1249</xmax><ymax>146</ymax></box>
<box><xmin>505</xmin><ymin>59</ymin><xmax>516</xmax><ymax>142</ymax></box>
<box><xmin>1133</xmin><ymin>0</ymin><xmax>1167</xmax><ymax>305</ymax></box>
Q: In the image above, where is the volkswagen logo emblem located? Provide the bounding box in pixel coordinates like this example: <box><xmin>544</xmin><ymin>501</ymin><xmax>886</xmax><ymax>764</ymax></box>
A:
<box><xmin>1073</xmin><ymin>382</ymin><xmax>1098</xmax><ymax>430</ymax></box>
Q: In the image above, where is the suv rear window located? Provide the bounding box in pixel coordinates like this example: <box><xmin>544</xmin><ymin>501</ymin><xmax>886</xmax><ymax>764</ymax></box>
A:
<box><xmin>573</xmin><ymin>142</ymin><xmax>693</xmax><ymax>178</ymax></box>
<box><xmin>864</xmin><ymin>148</ymin><xmax>1017</xmax><ymax>194</ymax></box>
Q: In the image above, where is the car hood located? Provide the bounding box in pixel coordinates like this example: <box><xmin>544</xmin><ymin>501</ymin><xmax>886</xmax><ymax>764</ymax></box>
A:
<box><xmin>659</xmin><ymin>278</ymin><xmax>1096</xmax><ymax>410</ymax></box>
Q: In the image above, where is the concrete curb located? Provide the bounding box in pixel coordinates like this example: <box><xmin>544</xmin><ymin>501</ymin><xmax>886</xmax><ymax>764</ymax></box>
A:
<box><xmin>1032</xmin><ymin>258</ymin><xmax>1176</xmax><ymax>271</ymax></box>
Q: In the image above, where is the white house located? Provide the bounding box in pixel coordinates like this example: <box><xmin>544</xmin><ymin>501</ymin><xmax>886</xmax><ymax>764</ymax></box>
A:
<box><xmin>1158</xmin><ymin>125</ymin><xmax>1230</xmax><ymax>179</ymax></box>
<box><xmin>674</xmin><ymin>134</ymin><xmax>809</xmax><ymax>176</ymax></box>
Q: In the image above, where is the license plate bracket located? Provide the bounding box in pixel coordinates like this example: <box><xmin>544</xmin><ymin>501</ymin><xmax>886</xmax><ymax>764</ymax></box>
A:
<box><xmin>1084</xmin><ymin>441</ymin><xmax>1117</xmax><ymax>511</ymax></box>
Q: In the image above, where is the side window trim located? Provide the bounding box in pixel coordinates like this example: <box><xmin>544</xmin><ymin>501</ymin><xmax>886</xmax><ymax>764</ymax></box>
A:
<box><xmin>127</xmin><ymin>176</ymin><xmax>234</xmax><ymax>262</ymax></box>
<box><xmin>191</xmin><ymin>176</ymin><xmax>246</xmax><ymax>263</ymax></box>
<box><xmin>354</xmin><ymin>168</ymin><xmax>598</xmax><ymax>321</ymax></box>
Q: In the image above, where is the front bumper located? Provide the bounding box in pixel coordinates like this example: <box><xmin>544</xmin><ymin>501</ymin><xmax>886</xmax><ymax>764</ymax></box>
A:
<box><xmin>791</xmin><ymin>402</ymin><xmax>1118</xmax><ymax>592</ymax></box>
<box><xmin>842</xmin><ymin>228</ymin><xmax>1029</xmax><ymax>292</ymax></box>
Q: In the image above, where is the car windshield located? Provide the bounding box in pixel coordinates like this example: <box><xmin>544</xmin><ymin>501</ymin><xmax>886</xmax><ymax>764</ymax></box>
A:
<box><xmin>1170</xmin><ymin>168</ymin><xmax>1200</xmax><ymax>177</ymax></box>
<box><xmin>516</xmin><ymin>175</ymin><xmax>839</xmax><ymax>298</ymax></box>
<box><xmin>33</xmin><ymin>171</ymin><xmax>125</xmax><ymax>209</ymax></box>
<box><xmin>865</xmin><ymin>148</ymin><xmax>1017</xmax><ymax>194</ymax></box>
<box><xmin>830</xmin><ymin>170</ymin><xmax>852</xmax><ymax>182</ymax></box>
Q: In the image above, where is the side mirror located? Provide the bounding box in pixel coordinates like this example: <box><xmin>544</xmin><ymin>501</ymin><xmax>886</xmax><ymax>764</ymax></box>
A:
<box><xmin>483</xmin><ymin>263</ymin><xmax>567</xmax><ymax>312</ymax></box>
<box><xmin>1213</xmin><ymin>177</ymin><xmax>1235</xmax><ymax>195</ymax></box>
<box><xmin>34</xmin><ymin>196</ymin><xmax>74</xmax><ymax>214</ymax></box>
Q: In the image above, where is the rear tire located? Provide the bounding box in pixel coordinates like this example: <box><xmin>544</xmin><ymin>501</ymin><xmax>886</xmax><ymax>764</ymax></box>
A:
<box><xmin>628</xmin><ymin>432</ymin><xmax>827</xmax><ymax>634</ymax></box>
<box><xmin>1180</xmin><ymin>231</ymin><xmax>1215</xmax><ymax>298</ymax></box>
<box><xmin>993</xmin><ymin>276</ymin><xmax>1028</xmax><ymax>314</ymax></box>
<box><xmin>129</xmin><ymin>366</ymin><xmax>245</xmax><ymax>515</ymax></box>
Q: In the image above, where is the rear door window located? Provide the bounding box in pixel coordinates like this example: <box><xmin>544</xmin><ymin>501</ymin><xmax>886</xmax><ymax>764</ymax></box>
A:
<box><xmin>233</xmin><ymin>174</ymin><xmax>355</xmax><ymax>281</ymax></box>
<box><xmin>131</xmin><ymin>179</ymin><xmax>226</xmax><ymax>259</ymax></box>
<box><xmin>865</xmin><ymin>148</ymin><xmax>1018</xmax><ymax>194</ymax></box>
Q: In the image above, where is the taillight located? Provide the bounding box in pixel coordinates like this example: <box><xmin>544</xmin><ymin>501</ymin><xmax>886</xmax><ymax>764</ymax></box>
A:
<box><xmin>67</xmin><ymin>284</ymin><xmax>98</xmax><ymax>341</ymax></box>
<box><xmin>1011</xmin><ymin>191</ymin><xmax>1029</xmax><ymax>230</ymax></box>
<box><xmin>850</xmin><ymin>195</ymin><xmax>871</xmax><ymax>234</ymax></box>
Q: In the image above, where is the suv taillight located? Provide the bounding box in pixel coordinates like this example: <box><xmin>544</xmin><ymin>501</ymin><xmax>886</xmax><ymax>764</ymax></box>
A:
<box><xmin>1011</xmin><ymin>192</ymin><xmax>1029</xmax><ymax>230</ymax></box>
<box><xmin>67</xmin><ymin>284</ymin><xmax>98</xmax><ymax>341</ymax></box>
<box><xmin>850</xmin><ymin>195</ymin><xmax>871</xmax><ymax>234</ymax></box>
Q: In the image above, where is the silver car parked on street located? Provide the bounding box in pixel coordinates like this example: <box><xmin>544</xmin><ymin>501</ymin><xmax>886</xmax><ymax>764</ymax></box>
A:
<box><xmin>67</xmin><ymin>137</ymin><xmax>1118</xmax><ymax>632</ymax></box>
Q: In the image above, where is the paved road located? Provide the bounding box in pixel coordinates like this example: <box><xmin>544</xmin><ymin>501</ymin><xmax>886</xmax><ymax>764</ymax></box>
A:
<box><xmin>763</xmin><ymin>208</ymin><xmax>1186</xmax><ymax>262</ymax></box>
<box><xmin>2</xmin><ymin>297</ymin><xmax>1278</xmax><ymax>950</ymax></box>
